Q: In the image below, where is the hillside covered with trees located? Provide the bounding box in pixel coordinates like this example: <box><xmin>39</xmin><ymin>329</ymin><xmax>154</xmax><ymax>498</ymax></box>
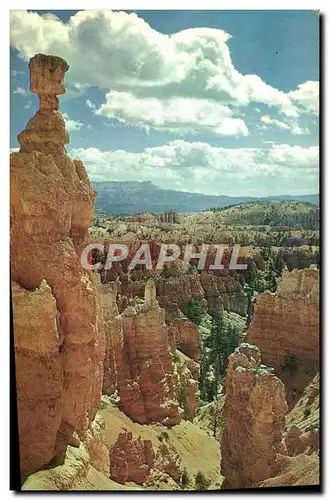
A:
<box><xmin>210</xmin><ymin>201</ymin><xmax>319</xmax><ymax>229</ymax></box>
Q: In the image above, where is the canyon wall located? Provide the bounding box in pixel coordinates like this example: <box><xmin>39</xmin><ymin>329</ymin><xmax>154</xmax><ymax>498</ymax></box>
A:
<box><xmin>11</xmin><ymin>54</ymin><xmax>105</xmax><ymax>476</ymax></box>
<box><xmin>247</xmin><ymin>268</ymin><xmax>319</xmax><ymax>405</ymax></box>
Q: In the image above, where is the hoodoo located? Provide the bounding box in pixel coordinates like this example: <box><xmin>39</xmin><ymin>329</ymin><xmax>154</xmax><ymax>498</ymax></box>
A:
<box><xmin>11</xmin><ymin>54</ymin><xmax>105</xmax><ymax>476</ymax></box>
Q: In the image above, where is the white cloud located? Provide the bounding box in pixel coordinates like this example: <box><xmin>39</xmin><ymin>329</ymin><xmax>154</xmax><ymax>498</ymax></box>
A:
<box><xmin>10</xmin><ymin>9</ymin><xmax>318</xmax><ymax>135</ymax></box>
<box><xmin>86</xmin><ymin>99</ymin><xmax>96</xmax><ymax>109</ymax></box>
<box><xmin>288</xmin><ymin>81</ymin><xmax>319</xmax><ymax>115</ymax></box>
<box><xmin>12</xmin><ymin>69</ymin><xmax>24</xmax><ymax>78</ymax></box>
<box><xmin>70</xmin><ymin>140</ymin><xmax>319</xmax><ymax>196</ymax></box>
<box><xmin>62</xmin><ymin>112</ymin><xmax>83</xmax><ymax>131</ymax></box>
<box><xmin>259</xmin><ymin>114</ymin><xmax>310</xmax><ymax>136</ymax></box>
<box><xmin>266</xmin><ymin>144</ymin><xmax>318</xmax><ymax>168</ymax></box>
<box><xmin>74</xmin><ymin>83</ymin><xmax>89</xmax><ymax>91</ymax></box>
<box><xmin>24</xmin><ymin>101</ymin><xmax>32</xmax><ymax>109</ymax></box>
<box><xmin>260</xmin><ymin>115</ymin><xmax>290</xmax><ymax>130</ymax></box>
<box><xmin>290</xmin><ymin>123</ymin><xmax>311</xmax><ymax>136</ymax></box>
<box><xmin>96</xmin><ymin>91</ymin><xmax>248</xmax><ymax>136</ymax></box>
<box><xmin>13</xmin><ymin>86</ymin><xmax>26</xmax><ymax>95</ymax></box>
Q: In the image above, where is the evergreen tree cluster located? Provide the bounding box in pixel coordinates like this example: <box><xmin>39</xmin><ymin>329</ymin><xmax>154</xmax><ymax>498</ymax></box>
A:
<box><xmin>200</xmin><ymin>312</ymin><xmax>240</xmax><ymax>402</ymax></box>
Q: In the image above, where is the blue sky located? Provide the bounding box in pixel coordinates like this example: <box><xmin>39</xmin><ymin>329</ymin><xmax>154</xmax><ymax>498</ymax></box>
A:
<box><xmin>10</xmin><ymin>10</ymin><xmax>319</xmax><ymax>196</ymax></box>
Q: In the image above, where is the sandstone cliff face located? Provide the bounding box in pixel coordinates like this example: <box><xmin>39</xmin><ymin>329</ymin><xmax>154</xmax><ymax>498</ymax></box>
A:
<box><xmin>11</xmin><ymin>54</ymin><xmax>105</xmax><ymax>476</ymax></box>
<box><xmin>284</xmin><ymin>373</ymin><xmax>319</xmax><ymax>458</ymax></box>
<box><xmin>168</xmin><ymin>320</ymin><xmax>201</xmax><ymax>361</ymax></box>
<box><xmin>221</xmin><ymin>343</ymin><xmax>288</xmax><ymax>489</ymax></box>
<box><xmin>279</xmin><ymin>248</ymin><xmax>319</xmax><ymax>271</ymax></box>
<box><xmin>247</xmin><ymin>268</ymin><xmax>319</xmax><ymax>406</ymax></box>
<box><xmin>257</xmin><ymin>374</ymin><xmax>320</xmax><ymax>488</ymax></box>
<box><xmin>156</xmin><ymin>273</ymin><xmax>247</xmax><ymax>318</ymax></box>
<box><xmin>201</xmin><ymin>274</ymin><xmax>247</xmax><ymax>316</ymax></box>
<box><xmin>101</xmin><ymin>279</ymin><xmax>200</xmax><ymax>425</ymax></box>
<box><xmin>12</xmin><ymin>280</ymin><xmax>63</xmax><ymax>474</ymax></box>
<box><xmin>110</xmin><ymin>430</ymin><xmax>183</xmax><ymax>486</ymax></box>
<box><xmin>100</xmin><ymin>282</ymin><xmax>128</xmax><ymax>395</ymax></box>
<box><xmin>110</xmin><ymin>431</ymin><xmax>154</xmax><ymax>485</ymax></box>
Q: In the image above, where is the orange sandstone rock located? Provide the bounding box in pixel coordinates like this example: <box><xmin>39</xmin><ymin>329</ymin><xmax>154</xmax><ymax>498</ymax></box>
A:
<box><xmin>221</xmin><ymin>343</ymin><xmax>288</xmax><ymax>489</ymax></box>
<box><xmin>110</xmin><ymin>431</ymin><xmax>154</xmax><ymax>485</ymax></box>
<box><xmin>169</xmin><ymin>319</ymin><xmax>201</xmax><ymax>361</ymax></box>
<box><xmin>101</xmin><ymin>279</ymin><xmax>200</xmax><ymax>425</ymax></box>
<box><xmin>11</xmin><ymin>54</ymin><xmax>104</xmax><ymax>476</ymax></box>
<box><xmin>247</xmin><ymin>268</ymin><xmax>319</xmax><ymax>406</ymax></box>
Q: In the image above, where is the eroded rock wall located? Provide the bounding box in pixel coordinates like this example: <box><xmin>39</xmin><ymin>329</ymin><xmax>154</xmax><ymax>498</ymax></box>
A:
<box><xmin>247</xmin><ymin>268</ymin><xmax>319</xmax><ymax>405</ymax></box>
<box><xmin>221</xmin><ymin>343</ymin><xmax>288</xmax><ymax>489</ymax></box>
<box><xmin>157</xmin><ymin>273</ymin><xmax>247</xmax><ymax>317</ymax></box>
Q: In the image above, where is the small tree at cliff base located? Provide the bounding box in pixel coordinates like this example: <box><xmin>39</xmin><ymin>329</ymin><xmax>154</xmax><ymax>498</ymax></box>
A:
<box><xmin>194</xmin><ymin>471</ymin><xmax>210</xmax><ymax>490</ymax></box>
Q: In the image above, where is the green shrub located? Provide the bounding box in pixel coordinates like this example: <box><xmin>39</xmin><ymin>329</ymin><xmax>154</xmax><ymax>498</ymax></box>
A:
<box><xmin>283</xmin><ymin>354</ymin><xmax>300</xmax><ymax>375</ymax></box>
<box><xmin>173</xmin><ymin>351</ymin><xmax>180</xmax><ymax>364</ymax></box>
<box><xmin>304</xmin><ymin>407</ymin><xmax>311</xmax><ymax>418</ymax></box>
<box><xmin>194</xmin><ymin>470</ymin><xmax>210</xmax><ymax>490</ymax></box>
<box><xmin>162</xmin><ymin>431</ymin><xmax>169</xmax><ymax>442</ymax></box>
<box><xmin>182</xmin><ymin>468</ymin><xmax>190</xmax><ymax>489</ymax></box>
<box><xmin>180</xmin><ymin>299</ymin><xmax>204</xmax><ymax>325</ymax></box>
<box><xmin>158</xmin><ymin>430</ymin><xmax>169</xmax><ymax>443</ymax></box>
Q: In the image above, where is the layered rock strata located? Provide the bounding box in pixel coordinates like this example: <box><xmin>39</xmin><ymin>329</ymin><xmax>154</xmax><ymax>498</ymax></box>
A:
<box><xmin>11</xmin><ymin>54</ymin><xmax>105</xmax><ymax>476</ymax></box>
<box><xmin>118</xmin><ymin>272</ymin><xmax>247</xmax><ymax>319</ymax></box>
<box><xmin>247</xmin><ymin>268</ymin><xmax>319</xmax><ymax>405</ymax></box>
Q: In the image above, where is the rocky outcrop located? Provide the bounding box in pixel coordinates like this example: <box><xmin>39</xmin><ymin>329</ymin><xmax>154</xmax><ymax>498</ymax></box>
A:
<box><xmin>157</xmin><ymin>211</ymin><xmax>179</xmax><ymax>223</ymax></box>
<box><xmin>101</xmin><ymin>279</ymin><xmax>200</xmax><ymax>425</ymax></box>
<box><xmin>12</xmin><ymin>280</ymin><xmax>63</xmax><ymax>475</ymax></box>
<box><xmin>284</xmin><ymin>373</ymin><xmax>319</xmax><ymax>457</ymax></box>
<box><xmin>109</xmin><ymin>431</ymin><xmax>183</xmax><ymax>487</ymax></box>
<box><xmin>110</xmin><ymin>431</ymin><xmax>154</xmax><ymax>485</ymax></box>
<box><xmin>119</xmin><ymin>280</ymin><xmax>181</xmax><ymax>426</ymax></box>
<box><xmin>221</xmin><ymin>343</ymin><xmax>288</xmax><ymax>489</ymax></box>
<box><xmin>121</xmin><ymin>212</ymin><xmax>156</xmax><ymax>223</ymax></box>
<box><xmin>156</xmin><ymin>273</ymin><xmax>247</xmax><ymax>318</ymax></box>
<box><xmin>200</xmin><ymin>274</ymin><xmax>247</xmax><ymax>316</ymax></box>
<box><xmin>168</xmin><ymin>320</ymin><xmax>201</xmax><ymax>361</ymax></box>
<box><xmin>257</xmin><ymin>453</ymin><xmax>319</xmax><ymax>488</ymax></box>
<box><xmin>109</xmin><ymin>430</ymin><xmax>183</xmax><ymax>487</ymax></box>
<box><xmin>100</xmin><ymin>282</ymin><xmax>128</xmax><ymax>395</ymax></box>
<box><xmin>279</xmin><ymin>248</ymin><xmax>320</xmax><ymax>271</ymax></box>
<box><xmin>247</xmin><ymin>268</ymin><xmax>319</xmax><ymax>406</ymax></box>
<box><xmin>11</xmin><ymin>54</ymin><xmax>105</xmax><ymax>476</ymax></box>
<box><xmin>154</xmin><ymin>443</ymin><xmax>182</xmax><ymax>484</ymax></box>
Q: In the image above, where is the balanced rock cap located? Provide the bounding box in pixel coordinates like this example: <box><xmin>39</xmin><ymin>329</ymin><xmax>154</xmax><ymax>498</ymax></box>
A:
<box><xmin>29</xmin><ymin>53</ymin><xmax>70</xmax><ymax>96</ymax></box>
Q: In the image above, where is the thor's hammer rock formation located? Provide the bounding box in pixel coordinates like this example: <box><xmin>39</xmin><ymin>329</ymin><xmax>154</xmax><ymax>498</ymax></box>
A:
<box><xmin>11</xmin><ymin>54</ymin><xmax>105</xmax><ymax>476</ymax></box>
